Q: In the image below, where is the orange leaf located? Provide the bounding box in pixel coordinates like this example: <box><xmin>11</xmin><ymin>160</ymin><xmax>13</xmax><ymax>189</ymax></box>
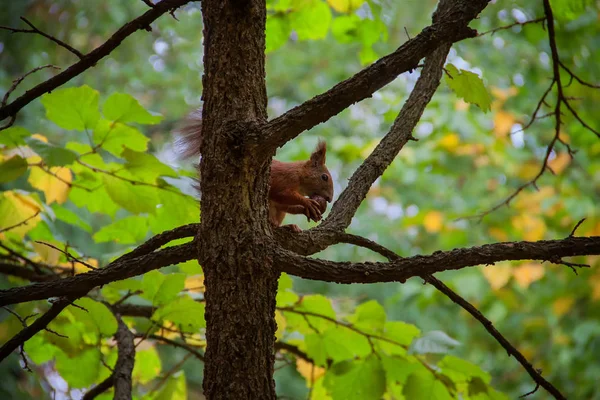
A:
<box><xmin>423</xmin><ymin>211</ymin><xmax>443</xmax><ymax>233</ymax></box>
<box><xmin>513</xmin><ymin>263</ymin><xmax>545</xmax><ymax>289</ymax></box>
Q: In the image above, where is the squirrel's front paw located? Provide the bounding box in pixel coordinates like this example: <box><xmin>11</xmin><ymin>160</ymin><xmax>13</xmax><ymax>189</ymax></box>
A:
<box><xmin>282</xmin><ymin>224</ymin><xmax>302</xmax><ymax>233</ymax></box>
<box><xmin>303</xmin><ymin>198</ymin><xmax>322</xmax><ymax>222</ymax></box>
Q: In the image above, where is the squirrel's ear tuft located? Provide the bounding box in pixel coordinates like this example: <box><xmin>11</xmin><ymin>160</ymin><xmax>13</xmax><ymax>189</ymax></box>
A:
<box><xmin>310</xmin><ymin>139</ymin><xmax>327</xmax><ymax>166</ymax></box>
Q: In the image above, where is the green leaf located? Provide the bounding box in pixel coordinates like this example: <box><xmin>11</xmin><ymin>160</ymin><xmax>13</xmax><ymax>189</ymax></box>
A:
<box><xmin>381</xmin><ymin>321</ymin><xmax>421</xmax><ymax>353</ymax></box>
<box><xmin>24</xmin><ymin>334</ymin><xmax>59</xmax><ymax>364</ymax></box>
<box><xmin>133</xmin><ymin>347</ymin><xmax>162</xmax><ymax>384</ymax></box>
<box><xmin>153</xmin><ymin>296</ymin><xmax>205</xmax><ymax>332</ymax></box>
<box><xmin>299</xmin><ymin>294</ymin><xmax>336</xmax><ymax>332</ymax></box>
<box><xmin>69</xmin><ymin>183</ymin><xmax>120</xmax><ymax>217</ymax></box>
<box><xmin>403</xmin><ymin>371</ymin><xmax>453</xmax><ymax>400</ymax></box>
<box><xmin>178</xmin><ymin>260</ymin><xmax>203</xmax><ymax>275</ymax></box>
<box><xmin>266</xmin><ymin>15</ymin><xmax>291</xmax><ymax>53</ymax></box>
<box><xmin>52</xmin><ymin>205</ymin><xmax>92</xmax><ymax>232</ymax></box>
<box><xmin>152</xmin><ymin>372</ymin><xmax>187</xmax><ymax>400</ymax></box>
<box><xmin>41</xmin><ymin>85</ymin><xmax>100</xmax><ymax>131</ymax></box>
<box><xmin>551</xmin><ymin>0</ymin><xmax>594</xmax><ymax>21</ymax></box>
<box><xmin>25</xmin><ymin>138</ymin><xmax>78</xmax><ymax>167</ymax></box>
<box><xmin>290</xmin><ymin>1</ymin><xmax>332</xmax><ymax>41</ymax></box>
<box><xmin>439</xmin><ymin>355</ymin><xmax>491</xmax><ymax>384</ymax></box>
<box><xmin>141</xmin><ymin>270</ymin><xmax>186</xmax><ymax>306</ymax></box>
<box><xmin>277</xmin><ymin>273</ymin><xmax>299</xmax><ymax>307</ymax></box>
<box><xmin>93</xmin><ymin>215</ymin><xmax>148</xmax><ymax>244</ymax></box>
<box><xmin>149</xmin><ymin>189</ymin><xmax>199</xmax><ymax>232</ymax></box>
<box><xmin>0</xmin><ymin>155</ymin><xmax>27</xmax><ymax>183</ymax></box>
<box><xmin>69</xmin><ymin>298</ymin><xmax>118</xmax><ymax>337</ymax></box>
<box><xmin>381</xmin><ymin>354</ymin><xmax>427</xmax><ymax>384</ymax></box>
<box><xmin>0</xmin><ymin>127</ymin><xmax>30</xmax><ymax>146</ymax></box>
<box><xmin>331</xmin><ymin>15</ymin><xmax>360</xmax><ymax>43</ymax></box>
<box><xmin>349</xmin><ymin>300</ymin><xmax>386</xmax><ymax>332</ymax></box>
<box><xmin>93</xmin><ymin>119</ymin><xmax>149</xmax><ymax>156</ymax></box>
<box><xmin>55</xmin><ymin>348</ymin><xmax>101</xmax><ymax>388</ymax></box>
<box><xmin>445</xmin><ymin>64</ymin><xmax>492</xmax><ymax>112</ymax></box>
<box><xmin>122</xmin><ymin>149</ymin><xmax>177</xmax><ymax>182</ymax></box>
<box><xmin>103</xmin><ymin>174</ymin><xmax>160</xmax><ymax>214</ymax></box>
<box><xmin>306</xmin><ymin>327</ymin><xmax>371</xmax><ymax>366</ymax></box>
<box><xmin>325</xmin><ymin>356</ymin><xmax>386</xmax><ymax>400</ymax></box>
<box><xmin>410</xmin><ymin>330</ymin><xmax>460</xmax><ymax>355</ymax></box>
<box><xmin>103</xmin><ymin>92</ymin><xmax>163</xmax><ymax>124</ymax></box>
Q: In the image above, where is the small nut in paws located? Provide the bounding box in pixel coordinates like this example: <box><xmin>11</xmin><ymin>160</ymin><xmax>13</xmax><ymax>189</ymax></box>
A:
<box><xmin>310</xmin><ymin>195</ymin><xmax>328</xmax><ymax>213</ymax></box>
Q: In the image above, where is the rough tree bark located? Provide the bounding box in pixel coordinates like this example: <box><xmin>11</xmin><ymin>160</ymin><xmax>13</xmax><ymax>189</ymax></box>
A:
<box><xmin>198</xmin><ymin>1</ymin><xmax>278</xmax><ymax>398</ymax></box>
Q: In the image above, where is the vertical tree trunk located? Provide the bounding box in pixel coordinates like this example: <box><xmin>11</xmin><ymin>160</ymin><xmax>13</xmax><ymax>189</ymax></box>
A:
<box><xmin>198</xmin><ymin>1</ymin><xmax>278</xmax><ymax>399</ymax></box>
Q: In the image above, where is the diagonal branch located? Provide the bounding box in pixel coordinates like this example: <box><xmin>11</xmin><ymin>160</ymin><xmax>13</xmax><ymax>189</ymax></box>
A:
<box><xmin>0</xmin><ymin>0</ymin><xmax>194</xmax><ymax>122</ymax></box>
<box><xmin>274</xmin><ymin>236</ymin><xmax>600</xmax><ymax>284</ymax></box>
<box><xmin>260</xmin><ymin>0</ymin><xmax>490</xmax><ymax>151</ymax></box>
<box><xmin>323</xmin><ymin>43</ymin><xmax>451</xmax><ymax>230</ymax></box>
<box><xmin>0</xmin><ymin>296</ymin><xmax>74</xmax><ymax>363</ymax></box>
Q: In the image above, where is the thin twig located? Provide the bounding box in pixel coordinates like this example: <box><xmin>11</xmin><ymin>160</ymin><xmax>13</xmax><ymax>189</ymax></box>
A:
<box><xmin>478</xmin><ymin>17</ymin><xmax>545</xmax><ymax>36</ymax></box>
<box><xmin>0</xmin><ymin>211</ymin><xmax>40</xmax><ymax>234</ymax></box>
<box><xmin>1</xmin><ymin>65</ymin><xmax>60</xmax><ymax>108</ymax></box>
<box><xmin>34</xmin><ymin>241</ymin><xmax>96</xmax><ymax>270</ymax></box>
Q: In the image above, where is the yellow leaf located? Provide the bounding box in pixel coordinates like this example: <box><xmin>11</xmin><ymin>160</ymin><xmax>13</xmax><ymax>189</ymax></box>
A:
<box><xmin>438</xmin><ymin>133</ymin><xmax>460</xmax><ymax>151</ymax></box>
<box><xmin>184</xmin><ymin>275</ymin><xmax>205</xmax><ymax>293</ymax></box>
<box><xmin>0</xmin><ymin>191</ymin><xmax>41</xmax><ymax>237</ymax></box>
<box><xmin>32</xmin><ymin>242</ymin><xmax>61</xmax><ymax>265</ymax></box>
<box><xmin>516</xmin><ymin>160</ymin><xmax>540</xmax><ymax>180</ymax></box>
<box><xmin>493</xmin><ymin>110</ymin><xmax>516</xmax><ymax>137</ymax></box>
<box><xmin>455</xmin><ymin>99</ymin><xmax>469</xmax><ymax>111</ymax></box>
<box><xmin>31</xmin><ymin>133</ymin><xmax>48</xmax><ymax>143</ymax></box>
<box><xmin>327</xmin><ymin>0</ymin><xmax>364</xmax><ymax>13</ymax></box>
<box><xmin>513</xmin><ymin>263</ymin><xmax>545</xmax><ymax>289</ymax></box>
<box><xmin>423</xmin><ymin>211</ymin><xmax>443</xmax><ymax>233</ymax></box>
<box><xmin>296</xmin><ymin>358</ymin><xmax>326</xmax><ymax>383</ymax></box>
<box><xmin>552</xmin><ymin>296</ymin><xmax>575</xmax><ymax>317</ymax></box>
<box><xmin>553</xmin><ymin>333</ymin><xmax>571</xmax><ymax>345</ymax></box>
<box><xmin>491</xmin><ymin>86</ymin><xmax>518</xmax><ymax>102</ymax></box>
<box><xmin>481</xmin><ymin>263</ymin><xmax>512</xmax><ymax>290</ymax></box>
<box><xmin>275</xmin><ymin>310</ymin><xmax>286</xmax><ymax>340</ymax></box>
<box><xmin>548</xmin><ymin>152</ymin><xmax>571</xmax><ymax>174</ymax></box>
<box><xmin>511</xmin><ymin>214</ymin><xmax>546</xmax><ymax>241</ymax></box>
<box><xmin>488</xmin><ymin>227</ymin><xmax>508</xmax><ymax>242</ymax></box>
<box><xmin>514</xmin><ymin>187</ymin><xmax>555</xmax><ymax>213</ymax></box>
<box><xmin>28</xmin><ymin>166</ymin><xmax>72</xmax><ymax>205</ymax></box>
<box><xmin>589</xmin><ymin>272</ymin><xmax>600</xmax><ymax>301</ymax></box>
<box><xmin>59</xmin><ymin>258</ymin><xmax>99</xmax><ymax>274</ymax></box>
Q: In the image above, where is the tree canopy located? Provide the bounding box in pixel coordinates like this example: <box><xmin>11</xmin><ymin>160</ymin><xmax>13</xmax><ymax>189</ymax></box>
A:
<box><xmin>0</xmin><ymin>0</ymin><xmax>599</xmax><ymax>399</ymax></box>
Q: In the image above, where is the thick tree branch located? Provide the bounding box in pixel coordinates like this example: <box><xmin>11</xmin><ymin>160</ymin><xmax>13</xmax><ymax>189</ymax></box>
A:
<box><xmin>83</xmin><ymin>376</ymin><xmax>114</xmax><ymax>400</ymax></box>
<box><xmin>0</xmin><ymin>263</ymin><xmax>59</xmax><ymax>282</ymax></box>
<box><xmin>113</xmin><ymin>316</ymin><xmax>135</xmax><ymax>400</ymax></box>
<box><xmin>323</xmin><ymin>43</ymin><xmax>451</xmax><ymax>230</ymax></box>
<box><xmin>0</xmin><ymin>241</ymin><xmax>196</xmax><ymax>306</ymax></box>
<box><xmin>274</xmin><ymin>236</ymin><xmax>600</xmax><ymax>284</ymax></box>
<box><xmin>0</xmin><ymin>0</ymin><xmax>194</xmax><ymax>122</ymax></box>
<box><xmin>260</xmin><ymin>0</ymin><xmax>490</xmax><ymax>151</ymax></box>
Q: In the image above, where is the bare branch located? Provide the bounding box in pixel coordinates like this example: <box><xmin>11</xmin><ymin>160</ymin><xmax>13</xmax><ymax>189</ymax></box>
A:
<box><xmin>0</xmin><ymin>263</ymin><xmax>59</xmax><ymax>282</ymax></box>
<box><xmin>113</xmin><ymin>316</ymin><xmax>135</xmax><ymax>400</ymax></box>
<box><xmin>0</xmin><ymin>296</ymin><xmax>74</xmax><ymax>363</ymax></box>
<box><xmin>0</xmin><ymin>239</ymin><xmax>196</xmax><ymax>306</ymax></box>
<box><xmin>569</xmin><ymin>218</ymin><xmax>586</xmax><ymax>237</ymax></box>
<box><xmin>0</xmin><ymin>0</ymin><xmax>194</xmax><ymax>122</ymax></box>
<box><xmin>0</xmin><ymin>211</ymin><xmax>40</xmax><ymax>234</ymax></box>
<box><xmin>1</xmin><ymin>65</ymin><xmax>60</xmax><ymax>109</ymax></box>
<box><xmin>83</xmin><ymin>375</ymin><xmax>114</xmax><ymax>400</ymax></box>
<box><xmin>134</xmin><ymin>333</ymin><xmax>205</xmax><ymax>361</ymax></box>
<box><xmin>260</xmin><ymin>0</ymin><xmax>489</xmax><ymax>151</ymax></box>
<box><xmin>274</xmin><ymin>236</ymin><xmax>600</xmax><ymax>284</ymax></box>
<box><xmin>323</xmin><ymin>44</ymin><xmax>451</xmax><ymax>230</ymax></box>
<box><xmin>427</xmin><ymin>276</ymin><xmax>565</xmax><ymax>400</ymax></box>
<box><xmin>478</xmin><ymin>17</ymin><xmax>545</xmax><ymax>36</ymax></box>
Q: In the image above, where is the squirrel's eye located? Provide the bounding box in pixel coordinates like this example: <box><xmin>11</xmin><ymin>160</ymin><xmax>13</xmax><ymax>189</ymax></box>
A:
<box><xmin>321</xmin><ymin>173</ymin><xmax>328</xmax><ymax>182</ymax></box>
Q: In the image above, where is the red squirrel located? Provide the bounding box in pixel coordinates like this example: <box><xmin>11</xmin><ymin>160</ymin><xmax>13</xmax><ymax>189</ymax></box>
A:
<box><xmin>177</xmin><ymin>110</ymin><xmax>334</xmax><ymax>232</ymax></box>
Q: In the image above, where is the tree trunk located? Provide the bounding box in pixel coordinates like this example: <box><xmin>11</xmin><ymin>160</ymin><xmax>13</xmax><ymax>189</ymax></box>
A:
<box><xmin>198</xmin><ymin>1</ymin><xmax>278</xmax><ymax>399</ymax></box>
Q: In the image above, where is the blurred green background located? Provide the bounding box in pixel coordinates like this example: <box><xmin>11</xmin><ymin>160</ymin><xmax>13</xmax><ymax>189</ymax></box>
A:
<box><xmin>1</xmin><ymin>0</ymin><xmax>599</xmax><ymax>399</ymax></box>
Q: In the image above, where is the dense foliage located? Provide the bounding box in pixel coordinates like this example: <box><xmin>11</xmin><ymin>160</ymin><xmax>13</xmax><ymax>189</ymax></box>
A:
<box><xmin>0</xmin><ymin>0</ymin><xmax>599</xmax><ymax>399</ymax></box>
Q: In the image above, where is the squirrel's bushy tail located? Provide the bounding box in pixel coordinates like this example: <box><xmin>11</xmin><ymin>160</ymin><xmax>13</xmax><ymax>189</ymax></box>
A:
<box><xmin>174</xmin><ymin>108</ymin><xmax>203</xmax><ymax>159</ymax></box>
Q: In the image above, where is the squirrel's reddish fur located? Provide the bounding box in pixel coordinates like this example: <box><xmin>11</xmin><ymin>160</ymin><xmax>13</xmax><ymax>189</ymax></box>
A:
<box><xmin>176</xmin><ymin>111</ymin><xmax>334</xmax><ymax>232</ymax></box>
